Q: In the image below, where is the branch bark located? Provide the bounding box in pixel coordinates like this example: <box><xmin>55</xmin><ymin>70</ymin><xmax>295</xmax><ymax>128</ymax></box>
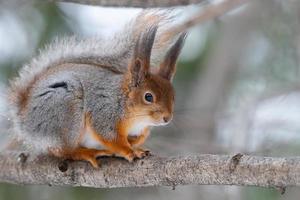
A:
<box><xmin>55</xmin><ymin>0</ymin><xmax>207</xmax><ymax>7</ymax></box>
<box><xmin>1</xmin><ymin>153</ymin><xmax>300</xmax><ymax>189</ymax></box>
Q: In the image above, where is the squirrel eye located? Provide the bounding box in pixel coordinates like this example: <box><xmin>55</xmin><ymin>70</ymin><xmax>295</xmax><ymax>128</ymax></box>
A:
<box><xmin>144</xmin><ymin>92</ymin><xmax>153</xmax><ymax>103</ymax></box>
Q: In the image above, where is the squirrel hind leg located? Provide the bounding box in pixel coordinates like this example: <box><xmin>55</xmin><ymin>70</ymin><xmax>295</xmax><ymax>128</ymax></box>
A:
<box><xmin>49</xmin><ymin>147</ymin><xmax>114</xmax><ymax>168</ymax></box>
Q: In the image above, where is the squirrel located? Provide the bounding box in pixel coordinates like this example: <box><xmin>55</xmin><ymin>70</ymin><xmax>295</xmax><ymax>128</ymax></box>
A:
<box><xmin>7</xmin><ymin>10</ymin><xmax>186</xmax><ymax>168</ymax></box>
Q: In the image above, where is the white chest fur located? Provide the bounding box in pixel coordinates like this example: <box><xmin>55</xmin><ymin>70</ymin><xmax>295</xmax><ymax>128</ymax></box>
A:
<box><xmin>128</xmin><ymin>120</ymin><xmax>150</xmax><ymax>136</ymax></box>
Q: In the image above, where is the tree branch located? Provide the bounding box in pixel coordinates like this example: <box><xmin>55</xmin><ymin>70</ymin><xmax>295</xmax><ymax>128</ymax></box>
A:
<box><xmin>55</xmin><ymin>0</ymin><xmax>207</xmax><ymax>8</ymax></box>
<box><xmin>1</xmin><ymin>153</ymin><xmax>300</xmax><ymax>188</ymax></box>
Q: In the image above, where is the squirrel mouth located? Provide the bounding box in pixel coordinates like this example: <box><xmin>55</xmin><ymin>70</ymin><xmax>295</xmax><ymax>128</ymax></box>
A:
<box><xmin>153</xmin><ymin>120</ymin><xmax>171</xmax><ymax>126</ymax></box>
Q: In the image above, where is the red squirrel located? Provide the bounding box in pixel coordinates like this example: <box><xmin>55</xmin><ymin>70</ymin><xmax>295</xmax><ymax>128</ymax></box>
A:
<box><xmin>8</xmin><ymin>11</ymin><xmax>186</xmax><ymax>168</ymax></box>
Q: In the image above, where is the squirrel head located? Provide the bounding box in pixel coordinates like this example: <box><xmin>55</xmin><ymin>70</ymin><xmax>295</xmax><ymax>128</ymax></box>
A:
<box><xmin>124</xmin><ymin>26</ymin><xmax>186</xmax><ymax>127</ymax></box>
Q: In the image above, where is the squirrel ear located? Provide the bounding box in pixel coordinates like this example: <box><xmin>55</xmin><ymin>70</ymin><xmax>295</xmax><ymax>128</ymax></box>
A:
<box><xmin>129</xmin><ymin>26</ymin><xmax>158</xmax><ymax>86</ymax></box>
<box><xmin>158</xmin><ymin>33</ymin><xmax>187</xmax><ymax>81</ymax></box>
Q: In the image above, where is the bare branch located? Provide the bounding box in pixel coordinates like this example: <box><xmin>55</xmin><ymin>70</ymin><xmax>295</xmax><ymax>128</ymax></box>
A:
<box><xmin>55</xmin><ymin>0</ymin><xmax>207</xmax><ymax>8</ymax></box>
<box><xmin>1</xmin><ymin>153</ymin><xmax>300</xmax><ymax>188</ymax></box>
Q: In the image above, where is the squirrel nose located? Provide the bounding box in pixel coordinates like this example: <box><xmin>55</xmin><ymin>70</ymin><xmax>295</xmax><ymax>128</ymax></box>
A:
<box><xmin>163</xmin><ymin>116</ymin><xmax>171</xmax><ymax>123</ymax></box>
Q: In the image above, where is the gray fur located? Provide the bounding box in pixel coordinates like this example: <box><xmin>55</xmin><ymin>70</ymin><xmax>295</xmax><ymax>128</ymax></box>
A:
<box><xmin>78</xmin><ymin>66</ymin><xmax>125</xmax><ymax>140</ymax></box>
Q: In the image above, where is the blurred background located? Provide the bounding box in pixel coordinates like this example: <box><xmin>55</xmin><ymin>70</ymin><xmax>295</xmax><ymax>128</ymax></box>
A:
<box><xmin>0</xmin><ymin>0</ymin><xmax>300</xmax><ymax>199</ymax></box>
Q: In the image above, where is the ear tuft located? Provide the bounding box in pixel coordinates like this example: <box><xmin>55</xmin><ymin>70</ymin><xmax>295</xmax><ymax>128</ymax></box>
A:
<box><xmin>129</xmin><ymin>26</ymin><xmax>158</xmax><ymax>86</ymax></box>
<box><xmin>158</xmin><ymin>33</ymin><xmax>187</xmax><ymax>81</ymax></box>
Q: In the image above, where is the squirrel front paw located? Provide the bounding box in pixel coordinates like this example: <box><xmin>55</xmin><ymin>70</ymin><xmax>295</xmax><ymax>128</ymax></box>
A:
<box><xmin>123</xmin><ymin>148</ymin><xmax>151</xmax><ymax>162</ymax></box>
<box><xmin>134</xmin><ymin>148</ymin><xmax>151</xmax><ymax>158</ymax></box>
